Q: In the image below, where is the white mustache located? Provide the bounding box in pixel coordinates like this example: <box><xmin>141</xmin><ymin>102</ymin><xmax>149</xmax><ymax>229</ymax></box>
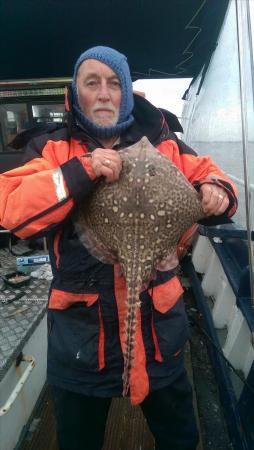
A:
<box><xmin>93</xmin><ymin>105</ymin><xmax>116</xmax><ymax>114</ymax></box>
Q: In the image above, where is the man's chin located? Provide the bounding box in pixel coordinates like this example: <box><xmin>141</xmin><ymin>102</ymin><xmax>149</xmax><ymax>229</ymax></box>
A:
<box><xmin>93</xmin><ymin>118</ymin><xmax>118</xmax><ymax>128</ymax></box>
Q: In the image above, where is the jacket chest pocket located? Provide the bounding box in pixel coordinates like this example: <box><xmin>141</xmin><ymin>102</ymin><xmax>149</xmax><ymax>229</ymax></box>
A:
<box><xmin>149</xmin><ymin>276</ymin><xmax>189</xmax><ymax>360</ymax></box>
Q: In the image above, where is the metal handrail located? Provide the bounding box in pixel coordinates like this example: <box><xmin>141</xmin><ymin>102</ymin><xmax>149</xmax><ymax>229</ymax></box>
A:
<box><xmin>235</xmin><ymin>0</ymin><xmax>254</xmax><ymax>303</ymax></box>
<box><xmin>228</xmin><ymin>173</ymin><xmax>254</xmax><ymax>192</ymax></box>
<box><xmin>0</xmin><ymin>78</ymin><xmax>71</xmax><ymax>89</ymax></box>
<box><xmin>0</xmin><ymin>354</ymin><xmax>35</xmax><ymax>416</ymax></box>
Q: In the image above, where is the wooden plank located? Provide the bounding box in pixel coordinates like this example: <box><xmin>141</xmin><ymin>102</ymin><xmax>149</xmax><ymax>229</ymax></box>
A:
<box><xmin>103</xmin><ymin>398</ymin><xmax>154</xmax><ymax>450</ymax></box>
<box><xmin>19</xmin><ymin>346</ymin><xmax>201</xmax><ymax>450</ymax></box>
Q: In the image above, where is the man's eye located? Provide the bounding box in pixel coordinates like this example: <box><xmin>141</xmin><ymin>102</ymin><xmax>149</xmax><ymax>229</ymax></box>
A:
<box><xmin>87</xmin><ymin>80</ymin><xmax>98</xmax><ymax>87</ymax></box>
<box><xmin>110</xmin><ymin>80</ymin><xmax>121</xmax><ymax>88</ymax></box>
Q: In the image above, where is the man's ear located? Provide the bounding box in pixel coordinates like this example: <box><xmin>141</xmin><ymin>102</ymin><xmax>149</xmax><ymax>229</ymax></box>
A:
<box><xmin>65</xmin><ymin>85</ymin><xmax>72</xmax><ymax>112</ymax></box>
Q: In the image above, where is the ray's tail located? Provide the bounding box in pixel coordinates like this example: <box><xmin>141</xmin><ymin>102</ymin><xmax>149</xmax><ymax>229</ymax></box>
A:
<box><xmin>122</xmin><ymin>274</ymin><xmax>143</xmax><ymax>397</ymax></box>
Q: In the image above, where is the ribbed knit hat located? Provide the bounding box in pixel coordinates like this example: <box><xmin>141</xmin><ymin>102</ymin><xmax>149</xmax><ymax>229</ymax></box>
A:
<box><xmin>72</xmin><ymin>46</ymin><xmax>134</xmax><ymax>139</ymax></box>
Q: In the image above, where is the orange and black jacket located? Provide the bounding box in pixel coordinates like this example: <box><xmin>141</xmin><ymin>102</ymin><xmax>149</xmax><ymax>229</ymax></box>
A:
<box><xmin>0</xmin><ymin>94</ymin><xmax>237</xmax><ymax>404</ymax></box>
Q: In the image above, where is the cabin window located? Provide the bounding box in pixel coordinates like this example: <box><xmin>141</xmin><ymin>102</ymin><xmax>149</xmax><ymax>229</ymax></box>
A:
<box><xmin>0</xmin><ymin>103</ymin><xmax>29</xmax><ymax>151</ymax></box>
<box><xmin>0</xmin><ymin>100</ymin><xmax>65</xmax><ymax>152</ymax></box>
<box><xmin>31</xmin><ymin>103</ymin><xmax>65</xmax><ymax>124</ymax></box>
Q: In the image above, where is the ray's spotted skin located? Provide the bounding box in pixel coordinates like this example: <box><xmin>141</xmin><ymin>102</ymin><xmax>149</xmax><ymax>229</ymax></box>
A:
<box><xmin>75</xmin><ymin>136</ymin><xmax>205</xmax><ymax>396</ymax></box>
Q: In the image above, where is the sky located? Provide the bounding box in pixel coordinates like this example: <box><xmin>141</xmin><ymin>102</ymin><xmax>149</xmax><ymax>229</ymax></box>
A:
<box><xmin>132</xmin><ymin>78</ymin><xmax>191</xmax><ymax>119</ymax></box>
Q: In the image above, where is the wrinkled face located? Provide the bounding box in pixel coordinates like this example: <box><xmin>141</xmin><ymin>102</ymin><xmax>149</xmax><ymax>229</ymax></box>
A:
<box><xmin>76</xmin><ymin>59</ymin><xmax>122</xmax><ymax>127</ymax></box>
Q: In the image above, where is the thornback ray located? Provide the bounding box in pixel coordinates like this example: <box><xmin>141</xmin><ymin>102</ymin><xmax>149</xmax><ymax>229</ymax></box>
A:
<box><xmin>74</xmin><ymin>136</ymin><xmax>205</xmax><ymax>399</ymax></box>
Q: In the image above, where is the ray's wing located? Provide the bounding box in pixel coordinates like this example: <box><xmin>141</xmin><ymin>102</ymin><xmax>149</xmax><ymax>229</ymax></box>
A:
<box><xmin>74</xmin><ymin>219</ymin><xmax>118</xmax><ymax>264</ymax></box>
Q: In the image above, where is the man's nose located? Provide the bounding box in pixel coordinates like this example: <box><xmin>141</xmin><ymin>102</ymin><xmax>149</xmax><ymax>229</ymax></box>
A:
<box><xmin>98</xmin><ymin>81</ymin><xmax>110</xmax><ymax>101</ymax></box>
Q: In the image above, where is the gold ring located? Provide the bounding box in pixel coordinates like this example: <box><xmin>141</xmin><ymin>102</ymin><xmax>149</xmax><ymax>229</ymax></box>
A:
<box><xmin>104</xmin><ymin>159</ymin><xmax>111</xmax><ymax>167</ymax></box>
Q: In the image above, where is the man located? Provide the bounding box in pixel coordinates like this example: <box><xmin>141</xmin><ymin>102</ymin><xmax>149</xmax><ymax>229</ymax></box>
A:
<box><xmin>0</xmin><ymin>46</ymin><xmax>237</xmax><ymax>450</ymax></box>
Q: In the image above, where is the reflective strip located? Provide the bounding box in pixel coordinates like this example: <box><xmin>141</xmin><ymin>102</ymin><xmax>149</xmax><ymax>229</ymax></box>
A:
<box><xmin>52</xmin><ymin>168</ymin><xmax>68</xmax><ymax>201</ymax></box>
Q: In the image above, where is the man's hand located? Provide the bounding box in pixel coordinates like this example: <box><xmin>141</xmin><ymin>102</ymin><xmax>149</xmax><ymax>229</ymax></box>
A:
<box><xmin>200</xmin><ymin>183</ymin><xmax>229</xmax><ymax>216</ymax></box>
<box><xmin>91</xmin><ymin>148</ymin><xmax>122</xmax><ymax>183</ymax></box>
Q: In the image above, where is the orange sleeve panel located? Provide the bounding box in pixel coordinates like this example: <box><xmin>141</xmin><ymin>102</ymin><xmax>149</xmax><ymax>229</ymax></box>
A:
<box><xmin>180</xmin><ymin>152</ymin><xmax>231</xmax><ymax>185</ymax></box>
<box><xmin>0</xmin><ymin>137</ymin><xmax>97</xmax><ymax>238</ymax></box>
<box><xmin>180</xmin><ymin>153</ymin><xmax>238</xmax><ymax>217</ymax></box>
<box><xmin>157</xmin><ymin>139</ymin><xmax>238</xmax><ymax>218</ymax></box>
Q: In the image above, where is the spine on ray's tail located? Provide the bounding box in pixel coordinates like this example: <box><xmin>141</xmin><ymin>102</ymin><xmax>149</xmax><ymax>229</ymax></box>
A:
<box><xmin>122</xmin><ymin>275</ymin><xmax>142</xmax><ymax>397</ymax></box>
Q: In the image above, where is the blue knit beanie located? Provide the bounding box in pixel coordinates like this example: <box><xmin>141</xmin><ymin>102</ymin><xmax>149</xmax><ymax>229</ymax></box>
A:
<box><xmin>72</xmin><ymin>46</ymin><xmax>134</xmax><ymax>139</ymax></box>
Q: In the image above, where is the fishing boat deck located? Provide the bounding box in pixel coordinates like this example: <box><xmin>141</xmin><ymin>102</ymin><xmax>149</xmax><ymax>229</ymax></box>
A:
<box><xmin>17</xmin><ymin>345</ymin><xmax>202</xmax><ymax>450</ymax></box>
<box><xmin>0</xmin><ymin>244</ymin><xmax>231</xmax><ymax>450</ymax></box>
<box><xmin>16</xmin><ymin>303</ymin><xmax>232</xmax><ymax>450</ymax></box>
